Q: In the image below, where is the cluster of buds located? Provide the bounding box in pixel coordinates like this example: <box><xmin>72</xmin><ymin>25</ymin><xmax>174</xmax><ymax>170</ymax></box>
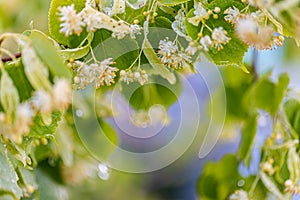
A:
<box><xmin>284</xmin><ymin>179</ymin><xmax>300</xmax><ymax>195</ymax></box>
<box><xmin>158</xmin><ymin>37</ymin><xmax>192</xmax><ymax>69</ymax></box>
<box><xmin>58</xmin><ymin>3</ymin><xmax>141</xmax><ymax>39</ymax></box>
<box><xmin>73</xmin><ymin>58</ymin><xmax>118</xmax><ymax>89</ymax></box>
<box><xmin>188</xmin><ymin>3</ymin><xmax>221</xmax><ymax>26</ymax></box>
<box><xmin>119</xmin><ymin>69</ymin><xmax>148</xmax><ymax>85</ymax></box>
<box><xmin>260</xmin><ymin>158</ymin><xmax>277</xmax><ymax>176</ymax></box>
<box><xmin>198</xmin><ymin>27</ymin><xmax>231</xmax><ymax>51</ymax></box>
<box><xmin>224</xmin><ymin>7</ymin><xmax>284</xmax><ymax>50</ymax></box>
<box><xmin>229</xmin><ymin>190</ymin><xmax>249</xmax><ymax>200</ymax></box>
<box><xmin>131</xmin><ymin>105</ymin><xmax>170</xmax><ymax>128</ymax></box>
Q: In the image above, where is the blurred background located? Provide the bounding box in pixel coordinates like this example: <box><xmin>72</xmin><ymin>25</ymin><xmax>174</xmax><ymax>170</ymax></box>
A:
<box><xmin>1</xmin><ymin>1</ymin><xmax>300</xmax><ymax>200</ymax></box>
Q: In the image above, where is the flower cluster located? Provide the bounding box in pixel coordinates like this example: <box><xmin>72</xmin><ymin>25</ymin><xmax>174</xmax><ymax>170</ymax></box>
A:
<box><xmin>260</xmin><ymin>158</ymin><xmax>276</xmax><ymax>176</ymax></box>
<box><xmin>284</xmin><ymin>179</ymin><xmax>300</xmax><ymax>195</ymax></box>
<box><xmin>119</xmin><ymin>69</ymin><xmax>148</xmax><ymax>85</ymax></box>
<box><xmin>197</xmin><ymin>27</ymin><xmax>231</xmax><ymax>51</ymax></box>
<box><xmin>224</xmin><ymin>7</ymin><xmax>284</xmax><ymax>50</ymax></box>
<box><xmin>58</xmin><ymin>3</ymin><xmax>140</xmax><ymax>39</ymax></box>
<box><xmin>229</xmin><ymin>190</ymin><xmax>249</xmax><ymax>200</ymax></box>
<box><xmin>131</xmin><ymin>105</ymin><xmax>170</xmax><ymax>128</ymax></box>
<box><xmin>188</xmin><ymin>2</ymin><xmax>209</xmax><ymax>26</ymax></box>
<box><xmin>158</xmin><ymin>37</ymin><xmax>192</xmax><ymax>69</ymax></box>
<box><xmin>0</xmin><ymin>78</ymin><xmax>72</xmax><ymax>143</ymax></box>
<box><xmin>73</xmin><ymin>58</ymin><xmax>118</xmax><ymax>89</ymax></box>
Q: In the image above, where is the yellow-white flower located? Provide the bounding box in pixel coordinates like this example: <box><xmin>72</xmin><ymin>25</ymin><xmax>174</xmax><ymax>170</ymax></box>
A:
<box><xmin>212</xmin><ymin>27</ymin><xmax>231</xmax><ymax>50</ymax></box>
<box><xmin>53</xmin><ymin>79</ymin><xmax>72</xmax><ymax>110</ymax></box>
<box><xmin>188</xmin><ymin>2</ymin><xmax>209</xmax><ymax>26</ymax></box>
<box><xmin>75</xmin><ymin>59</ymin><xmax>118</xmax><ymax>89</ymax></box>
<box><xmin>200</xmin><ymin>35</ymin><xmax>212</xmax><ymax>51</ymax></box>
<box><xmin>58</xmin><ymin>4</ymin><xmax>84</xmax><ymax>36</ymax></box>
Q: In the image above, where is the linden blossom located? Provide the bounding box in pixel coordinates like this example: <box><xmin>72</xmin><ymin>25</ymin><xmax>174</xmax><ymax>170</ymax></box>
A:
<box><xmin>157</xmin><ymin>37</ymin><xmax>192</xmax><ymax>70</ymax></box>
<box><xmin>57</xmin><ymin>3</ymin><xmax>132</xmax><ymax>39</ymax></box>
<box><xmin>74</xmin><ymin>59</ymin><xmax>118</xmax><ymax>90</ymax></box>
<box><xmin>58</xmin><ymin>4</ymin><xmax>84</xmax><ymax>36</ymax></box>
<box><xmin>119</xmin><ymin>69</ymin><xmax>148</xmax><ymax>85</ymax></box>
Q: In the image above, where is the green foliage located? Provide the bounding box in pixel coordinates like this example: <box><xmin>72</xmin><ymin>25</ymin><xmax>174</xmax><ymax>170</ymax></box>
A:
<box><xmin>143</xmin><ymin>39</ymin><xmax>176</xmax><ymax>84</ymax></box>
<box><xmin>28</xmin><ymin>112</ymin><xmax>62</xmax><ymax>138</ymax></box>
<box><xmin>5</xmin><ymin>63</ymin><xmax>34</xmax><ymax>102</ymax></box>
<box><xmin>238</xmin><ymin>113</ymin><xmax>258</xmax><ymax>166</ymax></box>
<box><xmin>123</xmin><ymin>75</ymin><xmax>182</xmax><ymax>110</ymax></box>
<box><xmin>92</xmin><ymin>30</ymin><xmax>140</xmax><ymax>70</ymax></box>
<box><xmin>284</xmin><ymin>99</ymin><xmax>300</xmax><ymax>137</ymax></box>
<box><xmin>2</xmin><ymin>0</ymin><xmax>300</xmax><ymax>199</ymax></box>
<box><xmin>30</xmin><ymin>31</ymin><xmax>72</xmax><ymax>80</ymax></box>
<box><xmin>0</xmin><ymin>144</ymin><xmax>22</xmax><ymax>199</ymax></box>
<box><xmin>185</xmin><ymin>0</ymin><xmax>248</xmax><ymax>68</ymax></box>
<box><xmin>197</xmin><ymin>155</ymin><xmax>240</xmax><ymax>200</ymax></box>
<box><xmin>245</xmin><ymin>73</ymin><xmax>289</xmax><ymax>116</ymax></box>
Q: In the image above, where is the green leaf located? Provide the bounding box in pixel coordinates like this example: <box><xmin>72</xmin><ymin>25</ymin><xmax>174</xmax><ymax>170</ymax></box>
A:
<box><xmin>158</xmin><ymin>0</ymin><xmax>190</xmax><ymax>6</ymax></box>
<box><xmin>246</xmin><ymin>73</ymin><xmax>289</xmax><ymax>116</ymax></box>
<box><xmin>5</xmin><ymin>62</ymin><xmax>34</xmax><ymax>102</ymax></box>
<box><xmin>238</xmin><ymin>113</ymin><xmax>258</xmax><ymax>166</ymax></box>
<box><xmin>0</xmin><ymin>143</ymin><xmax>22</xmax><ymax>199</ymax></box>
<box><xmin>143</xmin><ymin>39</ymin><xmax>176</xmax><ymax>84</ymax></box>
<box><xmin>28</xmin><ymin>112</ymin><xmax>62</xmax><ymax>138</ymax></box>
<box><xmin>123</xmin><ymin>75</ymin><xmax>182</xmax><ymax>110</ymax></box>
<box><xmin>284</xmin><ymin>99</ymin><xmax>300</xmax><ymax>137</ymax></box>
<box><xmin>48</xmin><ymin>0</ymin><xmax>87</xmax><ymax>47</ymax></box>
<box><xmin>221</xmin><ymin>67</ymin><xmax>253</xmax><ymax>119</ymax></box>
<box><xmin>92</xmin><ymin>30</ymin><xmax>139</xmax><ymax>70</ymax></box>
<box><xmin>17</xmin><ymin>167</ymin><xmax>38</xmax><ymax>193</ymax></box>
<box><xmin>0</xmin><ymin>194</ymin><xmax>14</xmax><ymax>200</ymax></box>
<box><xmin>35</xmin><ymin>169</ymin><xmax>67</xmax><ymax>200</ymax></box>
<box><xmin>0</xmin><ymin>69</ymin><xmax>20</xmax><ymax>115</ymax></box>
<box><xmin>61</xmin><ymin>32</ymin><xmax>94</xmax><ymax>61</ymax></box>
<box><xmin>30</xmin><ymin>31</ymin><xmax>72</xmax><ymax>80</ymax></box>
<box><xmin>197</xmin><ymin>155</ymin><xmax>240</xmax><ymax>200</ymax></box>
<box><xmin>185</xmin><ymin>0</ymin><xmax>248</xmax><ymax>68</ymax></box>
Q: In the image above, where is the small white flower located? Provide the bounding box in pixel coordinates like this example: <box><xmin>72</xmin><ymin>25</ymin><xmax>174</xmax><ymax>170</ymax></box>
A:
<box><xmin>212</xmin><ymin>27</ymin><xmax>231</xmax><ymax>50</ymax></box>
<box><xmin>158</xmin><ymin>38</ymin><xmax>178</xmax><ymax>57</ymax></box>
<box><xmin>58</xmin><ymin>4</ymin><xmax>84</xmax><ymax>36</ymax></box>
<box><xmin>119</xmin><ymin>70</ymin><xmax>135</xmax><ymax>84</ymax></box>
<box><xmin>229</xmin><ymin>190</ymin><xmax>249</xmax><ymax>200</ymax></box>
<box><xmin>14</xmin><ymin>103</ymin><xmax>34</xmax><ymax>142</ymax></box>
<box><xmin>148</xmin><ymin>104</ymin><xmax>170</xmax><ymax>126</ymax></box>
<box><xmin>53</xmin><ymin>79</ymin><xmax>72</xmax><ymax>110</ymax></box>
<box><xmin>224</xmin><ymin>6</ymin><xmax>240</xmax><ymax>24</ymax></box>
<box><xmin>75</xmin><ymin>58</ymin><xmax>118</xmax><ymax>89</ymax></box>
<box><xmin>80</xmin><ymin>5</ymin><xmax>103</xmax><ymax>32</ymax></box>
<box><xmin>131</xmin><ymin>110</ymin><xmax>151</xmax><ymax>128</ymax></box>
<box><xmin>200</xmin><ymin>35</ymin><xmax>212</xmax><ymax>51</ymax></box>
<box><xmin>129</xmin><ymin>24</ymin><xmax>142</xmax><ymax>39</ymax></box>
<box><xmin>188</xmin><ymin>2</ymin><xmax>209</xmax><ymax>26</ymax></box>
<box><xmin>32</xmin><ymin>90</ymin><xmax>53</xmax><ymax>114</ymax></box>
<box><xmin>185</xmin><ymin>42</ymin><xmax>198</xmax><ymax>56</ymax></box>
<box><xmin>158</xmin><ymin>38</ymin><xmax>192</xmax><ymax>69</ymax></box>
<box><xmin>119</xmin><ymin>69</ymin><xmax>148</xmax><ymax>85</ymax></box>
<box><xmin>134</xmin><ymin>70</ymin><xmax>148</xmax><ymax>85</ymax></box>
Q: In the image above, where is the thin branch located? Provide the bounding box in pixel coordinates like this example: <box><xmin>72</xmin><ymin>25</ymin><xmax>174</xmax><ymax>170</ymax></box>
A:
<box><xmin>1</xmin><ymin>53</ymin><xmax>22</xmax><ymax>63</ymax></box>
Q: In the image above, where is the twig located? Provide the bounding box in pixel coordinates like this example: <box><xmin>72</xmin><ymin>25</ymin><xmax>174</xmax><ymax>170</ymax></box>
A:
<box><xmin>1</xmin><ymin>53</ymin><xmax>22</xmax><ymax>63</ymax></box>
